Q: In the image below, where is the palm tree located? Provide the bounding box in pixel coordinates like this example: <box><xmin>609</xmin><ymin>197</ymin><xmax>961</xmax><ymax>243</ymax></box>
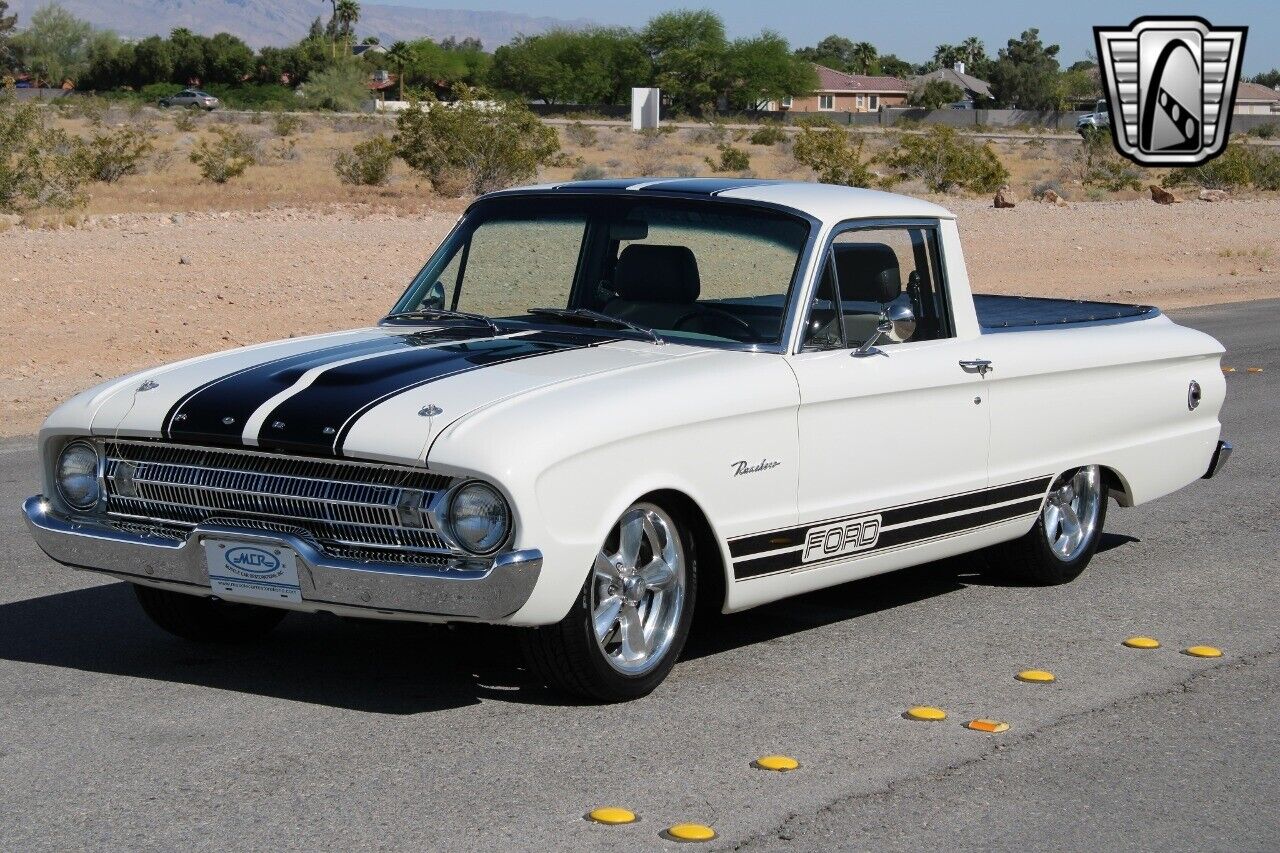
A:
<box><xmin>960</xmin><ymin>36</ymin><xmax>985</xmax><ymax>66</ymax></box>
<box><xmin>386</xmin><ymin>40</ymin><xmax>412</xmax><ymax>101</ymax></box>
<box><xmin>335</xmin><ymin>0</ymin><xmax>361</xmax><ymax>56</ymax></box>
<box><xmin>851</xmin><ymin>41</ymin><xmax>878</xmax><ymax>75</ymax></box>
<box><xmin>324</xmin><ymin>0</ymin><xmax>338</xmax><ymax>57</ymax></box>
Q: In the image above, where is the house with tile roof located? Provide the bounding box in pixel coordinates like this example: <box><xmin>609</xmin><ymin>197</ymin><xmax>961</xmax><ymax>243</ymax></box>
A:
<box><xmin>910</xmin><ymin>62</ymin><xmax>993</xmax><ymax>108</ymax></box>
<box><xmin>1234</xmin><ymin>81</ymin><xmax>1280</xmax><ymax>115</ymax></box>
<box><xmin>777</xmin><ymin>64</ymin><xmax>911</xmax><ymax>113</ymax></box>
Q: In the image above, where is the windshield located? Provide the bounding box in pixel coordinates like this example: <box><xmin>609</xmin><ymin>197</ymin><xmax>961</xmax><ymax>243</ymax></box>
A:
<box><xmin>392</xmin><ymin>194</ymin><xmax>812</xmax><ymax>347</ymax></box>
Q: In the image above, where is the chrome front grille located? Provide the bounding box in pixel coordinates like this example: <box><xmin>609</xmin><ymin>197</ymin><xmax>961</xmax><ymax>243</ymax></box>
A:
<box><xmin>101</xmin><ymin>440</ymin><xmax>454</xmax><ymax>558</ymax></box>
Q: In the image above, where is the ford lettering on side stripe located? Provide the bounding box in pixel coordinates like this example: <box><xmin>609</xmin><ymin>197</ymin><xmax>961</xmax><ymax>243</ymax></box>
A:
<box><xmin>730</xmin><ymin>477</ymin><xmax>1054</xmax><ymax>580</ymax></box>
<box><xmin>802</xmin><ymin>515</ymin><xmax>881</xmax><ymax>563</ymax></box>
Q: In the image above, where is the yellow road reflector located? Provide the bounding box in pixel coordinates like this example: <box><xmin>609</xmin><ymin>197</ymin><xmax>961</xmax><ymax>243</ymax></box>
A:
<box><xmin>753</xmin><ymin>755</ymin><xmax>800</xmax><ymax>772</ymax></box>
<box><xmin>1123</xmin><ymin>636</ymin><xmax>1161</xmax><ymax>649</ymax></box>
<box><xmin>587</xmin><ymin>807</ymin><xmax>637</xmax><ymax>825</ymax></box>
<box><xmin>1222</xmin><ymin>367</ymin><xmax>1236</xmax><ymax>373</ymax></box>
<box><xmin>966</xmin><ymin>719</ymin><xmax>1010</xmax><ymax>733</ymax></box>
<box><xmin>1016</xmin><ymin>669</ymin><xmax>1056</xmax><ymax>683</ymax></box>
<box><xmin>1183</xmin><ymin>645</ymin><xmax>1223</xmax><ymax>658</ymax></box>
<box><xmin>905</xmin><ymin>705</ymin><xmax>947</xmax><ymax>721</ymax></box>
<box><xmin>1247</xmin><ymin>367</ymin><xmax>1264</xmax><ymax>373</ymax></box>
<box><xmin>664</xmin><ymin>823</ymin><xmax>717</xmax><ymax>842</ymax></box>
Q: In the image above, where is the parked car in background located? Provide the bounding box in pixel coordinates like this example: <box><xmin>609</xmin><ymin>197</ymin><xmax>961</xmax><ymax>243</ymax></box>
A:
<box><xmin>23</xmin><ymin>179</ymin><xmax>1231</xmax><ymax>703</ymax></box>
<box><xmin>159</xmin><ymin>90</ymin><xmax>219</xmax><ymax>110</ymax></box>
<box><xmin>1077</xmin><ymin>98</ymin><xmax>1111</xmax><ymax>133</ymax></box>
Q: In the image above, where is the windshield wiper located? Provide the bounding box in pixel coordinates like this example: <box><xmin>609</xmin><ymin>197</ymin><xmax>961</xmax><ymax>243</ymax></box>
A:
<box><xmin>527</xmin><ymin>307</ymin><xmax>664</xmax><ymax>345</ymax></box>
<box><xmin>381</xmin><ymin>308</ymin><xmax>501</xmax><ymax>335</ymax></box>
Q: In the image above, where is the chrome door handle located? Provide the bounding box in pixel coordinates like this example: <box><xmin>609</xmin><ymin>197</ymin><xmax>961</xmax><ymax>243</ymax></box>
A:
<box><xmin>959</xmin><ymin>359</ymin><xmax>993</xmax><ymax>376</ymax></box>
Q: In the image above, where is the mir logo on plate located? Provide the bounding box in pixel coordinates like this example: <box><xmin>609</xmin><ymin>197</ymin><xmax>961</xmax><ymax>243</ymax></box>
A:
<box><xmin>1095</xmin><ymin>17</ymin><xmax>1247</xmax><ymax>167</ymax></box>
<box><xmin>802</xmin><ymin>515</ymin><xmax>881</xmax><ymax>564</ymax></box>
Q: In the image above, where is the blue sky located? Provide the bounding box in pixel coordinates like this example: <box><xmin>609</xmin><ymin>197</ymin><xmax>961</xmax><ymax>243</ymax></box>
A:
<box><xmin>381</xmin><ymin>1</ymin><xmax>1278</xmax><ymax>74</ymax></box>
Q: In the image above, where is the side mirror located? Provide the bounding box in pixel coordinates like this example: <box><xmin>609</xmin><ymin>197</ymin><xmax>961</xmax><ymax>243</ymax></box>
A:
<box><xmin>423</xmin><ymin>280</ymin><xmax>446</xmax><ymax>309</ymax></box>
<box><xmin>854</xmin><ymin>296</ymin><xmax>916</xmax><ymax>357</ymax></box>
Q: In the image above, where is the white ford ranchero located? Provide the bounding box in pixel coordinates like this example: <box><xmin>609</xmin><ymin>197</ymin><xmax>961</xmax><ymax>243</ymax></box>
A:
<box><xmin>24</xmin><ymin>179</ymin><xmax>1232</xmax><ymax>701</ymax></box>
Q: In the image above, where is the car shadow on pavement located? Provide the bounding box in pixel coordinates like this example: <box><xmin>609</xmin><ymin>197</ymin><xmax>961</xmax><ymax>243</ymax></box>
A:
<box><xmin>1</xmin><ymin>533</ymin><xmax>1142</xmax><ymax>712</ymax></box>
<box><xmin>0</xmin><ymin>580</ymin><xmax>537</xmax><ymax>714</ymax></box>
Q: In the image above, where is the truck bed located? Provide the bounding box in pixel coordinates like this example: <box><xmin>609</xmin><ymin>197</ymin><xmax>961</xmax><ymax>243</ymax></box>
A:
<box><xmin>974</xmin><ymin>295</ymin><xmax>1158</xmax><ymax>331</ymax></box>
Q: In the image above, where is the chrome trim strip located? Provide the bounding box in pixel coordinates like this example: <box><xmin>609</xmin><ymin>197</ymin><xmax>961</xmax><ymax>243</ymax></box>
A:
<box><xmin>23</xmin><ymin>496</ymin><xmax>542</xmax><ymax>621</ymax></box>
<box><xmin>1202</xmin><ymin>439</ymin><xmax>1233</xmax><ymax>479</ymax></box>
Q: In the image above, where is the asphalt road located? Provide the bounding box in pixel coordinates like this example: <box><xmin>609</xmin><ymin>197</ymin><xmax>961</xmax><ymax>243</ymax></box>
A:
<box><xmin>1</xmin><ymin>299</ymin><xmax>1276</xmax><ymax>852</ymax></box>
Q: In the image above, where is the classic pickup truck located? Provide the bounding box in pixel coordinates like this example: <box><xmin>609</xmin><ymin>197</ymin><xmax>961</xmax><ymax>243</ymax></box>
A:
<box><xmin>25</xmin><ymin>179</ymin><xmax>1231</xmax><ymax>701</ymax></box>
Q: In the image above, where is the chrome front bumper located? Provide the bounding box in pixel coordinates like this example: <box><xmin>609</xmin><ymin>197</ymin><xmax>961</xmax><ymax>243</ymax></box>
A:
<box><xmin>23</xmin><ymin>496</ymin><xmax>542</xmax><ymax>622</ymax></box>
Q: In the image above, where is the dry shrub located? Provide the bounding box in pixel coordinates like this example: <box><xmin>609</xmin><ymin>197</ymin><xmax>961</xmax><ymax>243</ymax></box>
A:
<box><xmin>189</xmin><ymin>127</ymin><xmax>258</xmax><ymax>183</ymax></box>
<box><xmin>565</xmin><ymin>121</ymin><xmax>598</xmax><ymax>147</ymax></box>
<box><xmin>334</xmin><ymin>136</ymin><xmax>396</xmax><ymax>186</ymax></box>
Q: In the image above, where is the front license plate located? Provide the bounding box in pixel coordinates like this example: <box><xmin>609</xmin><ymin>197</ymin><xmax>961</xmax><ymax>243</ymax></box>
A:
<box><xmin>203</xmin><ymin>539</ymin><xmax>302</xmax><ymax>604</ymax></box>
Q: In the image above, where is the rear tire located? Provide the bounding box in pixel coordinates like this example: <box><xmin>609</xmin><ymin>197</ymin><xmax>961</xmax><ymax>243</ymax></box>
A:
<box><xmin>133</xmin><ymin>584</ymin><xmax>287</xmax><ymax>642</ymax></box>
<box><xmin>987</xmin><ymin>466</ymin><xmax>1108</xmax><ymax>585</ymax></box>
<box><xmin>522</xmin><ymin>501</ymin><xmax>696</xmax><ymax>702</ymax></box>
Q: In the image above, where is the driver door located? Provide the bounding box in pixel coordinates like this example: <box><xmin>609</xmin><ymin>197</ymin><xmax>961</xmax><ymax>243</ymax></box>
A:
<box><xmin>765</xmin><ymin>221</ymin><xmax>990</xmax><ymax>583</ymax></box>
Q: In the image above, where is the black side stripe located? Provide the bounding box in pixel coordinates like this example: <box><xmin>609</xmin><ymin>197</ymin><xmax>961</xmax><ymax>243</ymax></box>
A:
<box><xmin>730</xmin><ymin>478</ymin><xmax>1052</xmax><ymax>581</ymax></box>
<box><xmin>728</xmin><ymin>477</ymin><xmax>1050</xmax><ymax>559</ymax></box>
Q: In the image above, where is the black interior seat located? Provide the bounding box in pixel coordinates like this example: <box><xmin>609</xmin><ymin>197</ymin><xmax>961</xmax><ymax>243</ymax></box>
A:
<box><xmin>603</xmin><ymin>244</ymin><xmax>701</xmax><ymax>329</ymax></box>
<box><xmin>833</xmin><ymin>242</ymin><xmax>904</xmax><ymax>345</ymax></box>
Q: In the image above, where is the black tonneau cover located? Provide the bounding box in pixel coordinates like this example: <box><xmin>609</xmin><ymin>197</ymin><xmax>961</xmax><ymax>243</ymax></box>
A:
<box><xmin>975</xmin><ymin>294</ymin><xmax>1158</xmax><ymax>331</ymax></box>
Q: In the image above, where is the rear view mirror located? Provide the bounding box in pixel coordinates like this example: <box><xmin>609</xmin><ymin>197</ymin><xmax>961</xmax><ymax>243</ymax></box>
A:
<box><xmin>609</xmin><ymin>221</ymin><xmax>649</xmax><ymax>241</ymax></box>
<box><xmin>853</xmin><ymin>296</ymin><xmax>916</xmax><ymax>357</ymax></box>
<box><xmin>424</xmin><ymin>280</ymin><xmax>446</xmax><ymax>309</ymax></box>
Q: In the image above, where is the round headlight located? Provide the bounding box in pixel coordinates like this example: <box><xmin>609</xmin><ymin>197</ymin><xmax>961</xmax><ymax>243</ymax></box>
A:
<box><xmin>446</xmin><ymin>482</ymin><xmax>510</xmax><ymax>555</ymax></box>
<box><xmin>56</xmin><ymin>440</ymin><xmax>100</xmax><ymax>510</ymax></box>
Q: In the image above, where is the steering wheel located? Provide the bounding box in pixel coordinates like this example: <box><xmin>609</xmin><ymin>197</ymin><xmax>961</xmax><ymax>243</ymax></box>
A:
<box><xmin>672</xmin><ymin>307</ymin><xmax>760</xmax><ymax>342</ymax></box>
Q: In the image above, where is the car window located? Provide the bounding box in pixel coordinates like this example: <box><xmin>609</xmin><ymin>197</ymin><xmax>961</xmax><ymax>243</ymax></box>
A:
<box><xmin>802</xmin><ymin>253</ymin><xmax>843</xmax><ymax>350</ymax></box>
<box><xmin>397</xmin><ymin>196</ymin><xmax>811</xmax><ymax>348</ymax></box>
<box><xmin>438</xmin><ymin>214</ymin><xmax>587</xmax><ymax>318</ymax></box>
<box><xmin>826</xmin><ymin>225</ymin><xmax>951</xmax><ymax>347</ymax></box>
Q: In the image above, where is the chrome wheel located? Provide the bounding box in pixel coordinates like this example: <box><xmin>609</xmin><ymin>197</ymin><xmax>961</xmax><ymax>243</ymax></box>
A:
<box><xmin>1043</xmin><ymin>466</ymin><xmax>1103</xmax><ymax>562</ymax></box>
<box><xmin>590</xmin><ymin>503</ymin><xmax>686</xmax><ymax>676</ymax></box>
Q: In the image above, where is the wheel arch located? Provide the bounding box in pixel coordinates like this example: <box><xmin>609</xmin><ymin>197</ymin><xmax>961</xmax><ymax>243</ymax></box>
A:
<box><xmin>1099</xmin><ymin>465</ymin><xmax>1133</xmax><ymax>507</ymax></box>
<box><xmin>637</xmin><ymin>488</ymin><xmax>728</xmax><ymax>617</ymax></box>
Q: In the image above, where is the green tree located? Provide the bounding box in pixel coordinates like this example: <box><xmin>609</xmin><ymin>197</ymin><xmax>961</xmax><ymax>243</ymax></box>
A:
<box><xmin>169</xmin><ymin>27</ymin><xmax>206</xmax><ymax>84</ymax></box>
<box><xmin>1250</xmin><ymin>69</ymin><xmax>1280</xmax><ymax>89</ymax></box>
<box><xmin>1056</xmin><ymin>65</ymin><xmax>1098</xmax><ymax>109</ymax></box>
<box><xmin>850</xmin><ymin>41</ymin><xmax>877</xmax><ymax>75</ymax></box>
<box><xmin>12</xmin><ymin>3</ymin><xmax>94</xmax><ymax>87</ymax></box>
<box><xmin>334</xmin><ymin>0</ymin><xmax>360</xmax><ymax>56</ymax></box>
<box><xmin>988</xmin><ymin>28</ymin><xmax>1061</xmax><ymax>109</ymax></box>
<box><xmin>640</xmin><ymin>9</ymin><xmax>728</xmax><ymax>115</ymax></box>
<box><xmin>909</xmin><ymin>79</ymin><xmax>964</xmax><ymax>108</ymax></box>
<box><xmin>303</xmin><ymin>59</ymin><xmax>367</xmax><ymax>111</ymax></box>
<box><xmin>386</xmin><ymin>40</ymin><xmax>412</xmax><ymax>100</ymax></box>
<box><xmin>204</xmin><ymin>32</ymin><xmax>254</xmax><ymax>84</ymax></box>
<box><xmin>877</xmin><ymin>53</ymin><xmax>914</xmax><ymax>79</ymax></box>
<box><xmin>794</xmin><ymin>35</ymin><xmax>855</xmax><ymax>71</ymax></box>
<box><xmin>0</xmin><ymin>1</ymin><xmax>17</xmax><ymax>66</ymax></box>
<box><xmin>491</xmin><ymin>28</ymin><xmax>647</xmax><ymax>106</ymax></box>
<box><xmin>723</xmin><ymin>31</ymin><xmax>816</xmax><ymax>110</ymax></box>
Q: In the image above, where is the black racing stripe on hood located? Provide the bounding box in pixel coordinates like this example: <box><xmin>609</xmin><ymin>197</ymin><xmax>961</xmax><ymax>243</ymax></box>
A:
<box><xmin>255</xmin><ymin>330</ymin><xmax>608</xmax><ymax>457</ymax></box>
<box><xmin>164</xmin><ymin>335</ymin><xmax>408</xmax><ymax>446</ymax></box>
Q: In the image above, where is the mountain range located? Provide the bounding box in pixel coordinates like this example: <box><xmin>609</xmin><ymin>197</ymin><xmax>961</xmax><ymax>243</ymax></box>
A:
<box><xmin>5</xmin><ymin>0</ymin><xmax>590</xmax><ymax>49</ymax></box>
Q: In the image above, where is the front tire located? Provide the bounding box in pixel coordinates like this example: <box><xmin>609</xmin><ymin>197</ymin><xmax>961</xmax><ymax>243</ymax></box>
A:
<box><xmin>987</xmin><ymin>466</ymin><xmax>1108</xmax><ymax>585</ymax></box>
<box><xmin>522</xmin><ymin>501</ymin><xmax>696</xmax><ymax>702</ymax></box>
<box><xmin>133</xmin><ymin>584</ymin><xmax>287</xmax><ymax>642</ymax></box>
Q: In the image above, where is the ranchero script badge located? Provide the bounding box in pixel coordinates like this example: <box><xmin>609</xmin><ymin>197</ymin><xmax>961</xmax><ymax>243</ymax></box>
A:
<box><xmin>732</xmin><ymin>459</ymin><xmax>781</xmax><ymax>477</ymax></box>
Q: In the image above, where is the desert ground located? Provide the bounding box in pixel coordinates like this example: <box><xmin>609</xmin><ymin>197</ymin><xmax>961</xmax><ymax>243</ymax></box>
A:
<box><xmin>2</xmin><ymin>108</ymin><xmax>1278</xmax><ymax>436</ymax></box>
